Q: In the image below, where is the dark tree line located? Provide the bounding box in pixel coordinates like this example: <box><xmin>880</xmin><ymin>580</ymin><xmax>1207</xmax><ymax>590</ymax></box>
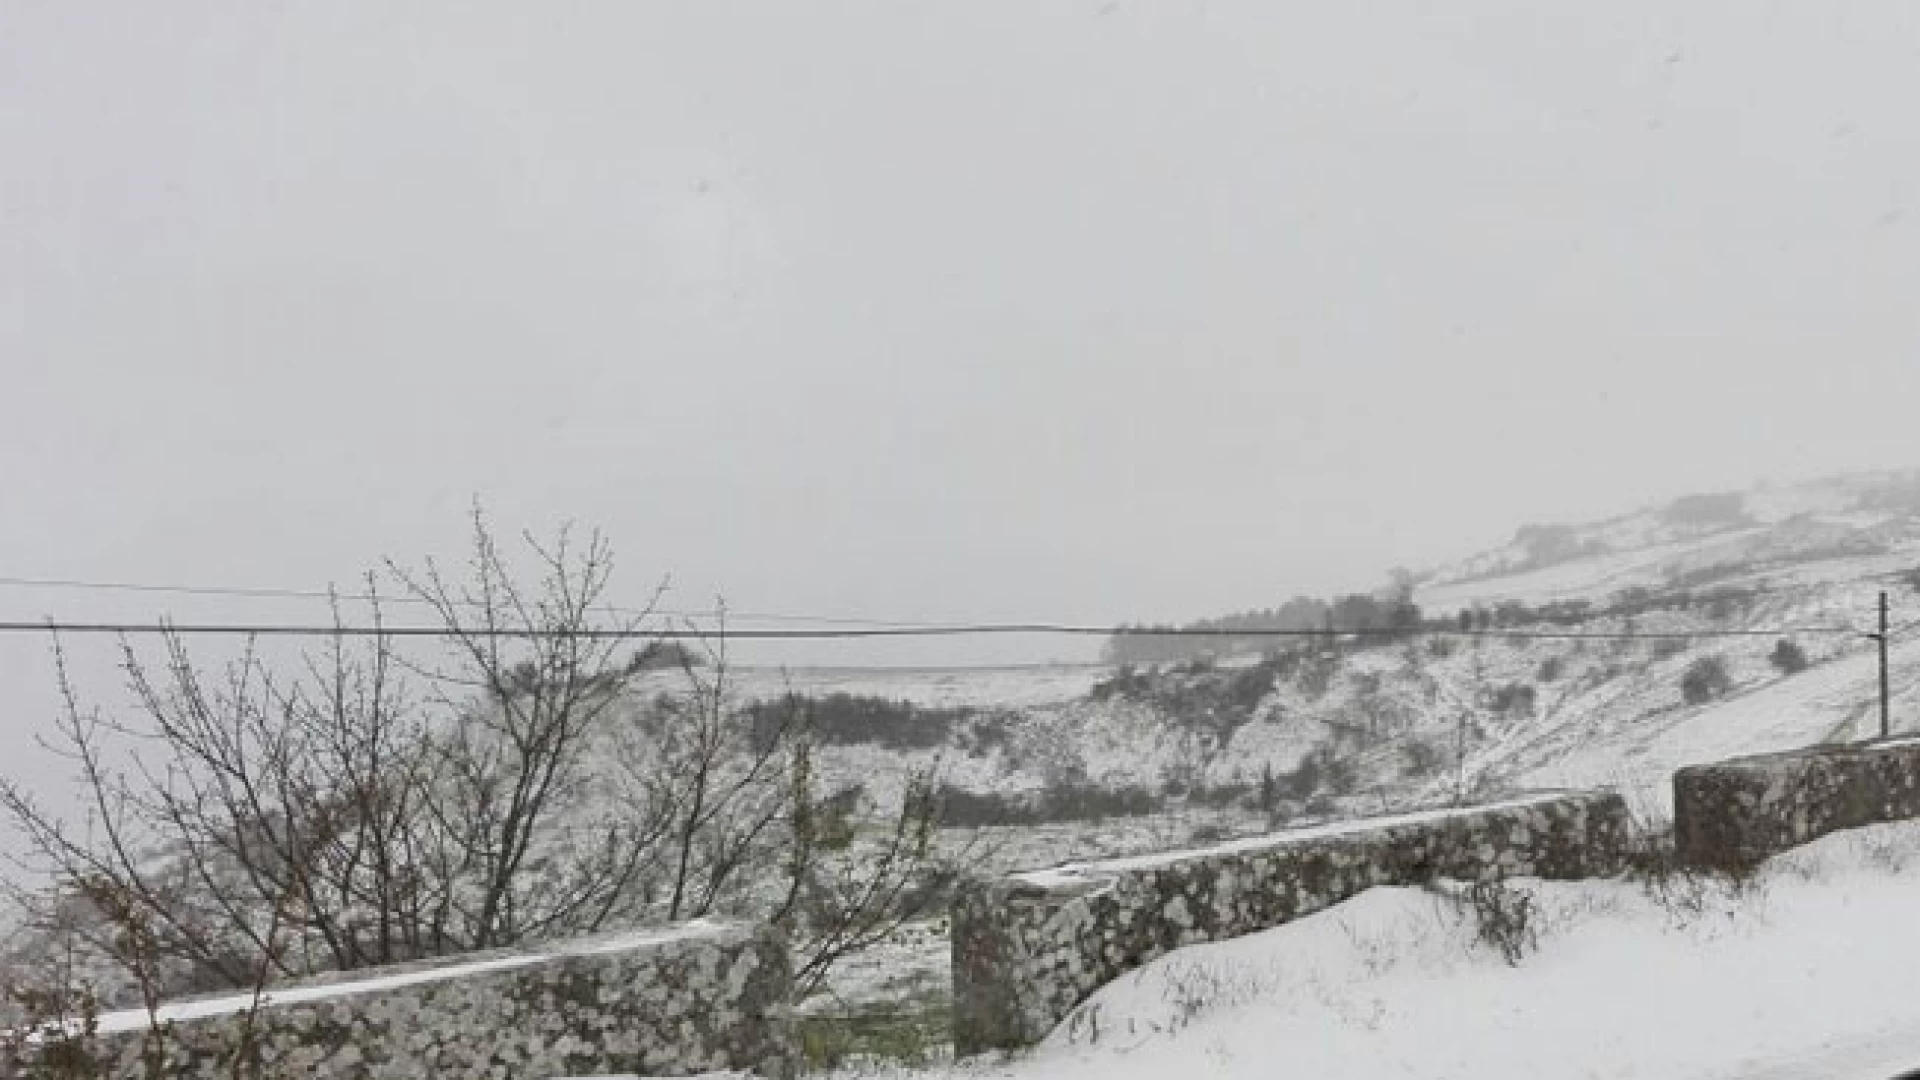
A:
<box><xmin>1102</xmin><ymin>586</ymin><xmax>1421</xmax><ymax>666</ymax></box>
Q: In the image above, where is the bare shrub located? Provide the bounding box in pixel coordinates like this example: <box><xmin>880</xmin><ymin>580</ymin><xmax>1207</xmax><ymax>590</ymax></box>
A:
<box><xmin>1432</xmin><ymin>879</ymin><xmax>1539</xmax><ymax>966</ymax></box>
<box><xmin>0</xmin><ymin>511</ymin><xmax>949</xmax><ymax>1012</ymax></box>
<box><xmin>1621</xmin><ymin>820</ymin><xmax>1764</xmax><ymax>930</ymax></box>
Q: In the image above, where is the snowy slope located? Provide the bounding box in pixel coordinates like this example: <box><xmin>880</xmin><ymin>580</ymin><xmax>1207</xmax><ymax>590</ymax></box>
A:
<box><xmin>831</xmin><ymin>820</ymin><xmax>1920</xmax><ymax>1080</ymax></box>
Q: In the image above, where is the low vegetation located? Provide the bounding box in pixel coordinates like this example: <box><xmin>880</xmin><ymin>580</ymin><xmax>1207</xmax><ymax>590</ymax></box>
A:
<box><xmin>1680</xmin><ymin>655</ymin><xmax>1735</xmax><ymax>704</ymax></box>
<box><xmin>1769</xmin><ymin>638</ymin><xmax>1809</xmax><ymax>675</ymax></box>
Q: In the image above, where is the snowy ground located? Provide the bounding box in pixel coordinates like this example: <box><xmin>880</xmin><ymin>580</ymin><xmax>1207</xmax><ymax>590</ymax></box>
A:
<box><xmin>830</xmin><ymin>819</ymin><xmax>1920</xmax><ymax>1080</ymax></box>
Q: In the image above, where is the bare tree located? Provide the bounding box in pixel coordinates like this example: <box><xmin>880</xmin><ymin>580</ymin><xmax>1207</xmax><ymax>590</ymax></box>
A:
<box><xmin>615</xmin><ymin>626</ymin><xmax>958</xmax><ymax>997</ymax></box>
<box><xmin>1</xmin><ymin>509</ymin><xmax>955</xmax><ymax>1012</ymax></box>
<box><xmin>384</xmin><ymin>509</ymin><xmax>668</xmax><ymax>950</ymax></box>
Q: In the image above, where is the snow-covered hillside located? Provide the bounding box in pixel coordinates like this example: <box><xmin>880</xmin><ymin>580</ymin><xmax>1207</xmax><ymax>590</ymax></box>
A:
<box><xmin>766</xmin><ymin>470</ymin><xmax>1920</xmax><ymax>833</ymax></box>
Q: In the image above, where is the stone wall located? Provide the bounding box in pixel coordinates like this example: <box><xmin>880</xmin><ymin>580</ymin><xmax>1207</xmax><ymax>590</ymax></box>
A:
<box><xmin>950</xmin><ymin>790</ymin><xmax>1630</xmax><ymax>1054</ymax></box>
<box><xmin>1674</xmin><ymin>738</ymin><xmax>1920</xmax><ymax>870</ymax></box>
<box><xmin>7</xmin><ymin>919</ymin><xmax>796</xmax><ymax>1079</ymax></box>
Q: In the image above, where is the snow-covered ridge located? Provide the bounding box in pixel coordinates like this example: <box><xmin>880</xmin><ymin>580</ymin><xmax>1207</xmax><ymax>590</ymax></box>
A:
<box><xmin>1420</xmin><ymin>468</ymin><xmax>1920</xmax><ymax>610</ymax></box>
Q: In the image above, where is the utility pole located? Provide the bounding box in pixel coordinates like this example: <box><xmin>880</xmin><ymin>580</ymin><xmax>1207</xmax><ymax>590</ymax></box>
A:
<box><xmin>1879</xmin><ymin>591</ymin><xmax>1892</xmax><ymax>741</ymax></box>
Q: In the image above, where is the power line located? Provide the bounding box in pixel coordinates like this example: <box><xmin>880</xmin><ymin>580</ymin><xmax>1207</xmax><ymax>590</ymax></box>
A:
<box><xmin>0</xmin><ymin>575</ymin><xmax>970</xmax><ymax>631</ymax></box>
<box><xmin>4</xmin><ymin>563</ymin><xmax>1907</xmax><ymax>630</ymax></box>
<box><xmin>0</xmin><ymin>619</ymin><xmax>1870</xmax><ymax>641</ymax></box>
<box><xmin>0</xmin><ymin>568</ymin><xmax>1901</xmax><ymax>644</ymax></box>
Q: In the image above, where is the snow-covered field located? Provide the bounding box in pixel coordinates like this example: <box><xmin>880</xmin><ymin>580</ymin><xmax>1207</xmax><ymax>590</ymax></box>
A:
<box><xmin>835</xmin><ymin>820</ymin><xmax>1920</xmax><ymax>1080</ymax></box>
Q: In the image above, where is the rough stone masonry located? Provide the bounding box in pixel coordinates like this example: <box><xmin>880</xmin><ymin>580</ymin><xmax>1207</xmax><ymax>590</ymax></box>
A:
<box><xmin>950</xmin><ymin>790</ymin><xmax>1631</xmax><ymax>1054</ymax></box>
<box><xmin>1674</xmin><ymin>737</ymin><xmax>1920</xmax><ymax>870</ymax></box>
<box><xmin>5</xmin><ymin>919</ymin><xmax>797</xmax><ymax>1080</ymax></box>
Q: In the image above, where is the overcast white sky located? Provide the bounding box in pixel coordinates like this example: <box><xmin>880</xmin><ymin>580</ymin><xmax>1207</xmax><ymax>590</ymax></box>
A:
<box><xmin>5</xmin><ymin>1</ymin><xmax>1920</xmax><ymax>691</ymax></box>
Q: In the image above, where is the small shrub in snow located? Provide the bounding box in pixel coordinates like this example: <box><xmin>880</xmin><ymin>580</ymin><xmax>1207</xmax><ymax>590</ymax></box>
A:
<box><xmin>1769</xmin><ymin>639</ymin><xmax>1809</xmax><ymax>676</ymax></box>
<box><xmin>1456</xmin><ymin>880</ymin><xmax>1540</xmax><ymax>966</ymax></box>
<box><xmin>1062</xmin><ymin>1000</ymin><xmax>1107</xmax><ymax>1046</ymax></box>
<box><xmin>1680</xmin><ymin>655</ymin><xmax>1734</xmax><ymax>704</ymax></box>
<box><xmin>1622</xmin><ymin>822</ymin><xmax>1764</xmax><ymax>930</ymax></box>
<box><xmin>1536</xmin><ymin>656</ymin><xmax>1565</xmax><ymax>682</ymax></box>
<box><xmin>1486</xmin><ymin>682</ymin><xmax>1537</xmax><ymax>718</ymax></box>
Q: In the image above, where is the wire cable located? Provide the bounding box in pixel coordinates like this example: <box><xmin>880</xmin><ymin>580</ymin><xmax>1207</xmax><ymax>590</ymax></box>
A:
<box><xmin>0</xmin><ymin>619</ymin><xmax>1871</xmax><ymax>641</ymax></box>
<box><xmin>0</xmin><ymin>575</ymin><xmax>971</xmax><ymax>631</ymax></box>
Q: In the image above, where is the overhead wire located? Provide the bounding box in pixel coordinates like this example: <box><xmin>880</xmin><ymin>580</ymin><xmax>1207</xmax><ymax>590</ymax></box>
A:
<box><xmin>0</xmin><ymin>619</ymin><xmax>1871</xmax><ymax>641</ymax></box>
<box><xmin>0</xmin><ymin>567</ymin><xmax>1902</xmax><ymax>644</ymax></box>
<box><xmin>0</xmin><ymin>575</ymin><xmax>970</xmax><ymax>630</ymax></box>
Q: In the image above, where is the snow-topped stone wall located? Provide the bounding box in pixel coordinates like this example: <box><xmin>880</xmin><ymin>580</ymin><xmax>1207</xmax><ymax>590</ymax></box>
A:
<box><xmin>7</xmin><ymin>919</ymin><xmax>796</xmax><ymax>1079</ymax></box>
<box><xmin>1675</xmin><ymin>738</ymin><xmax>1920</xmax><ymax>870</ymax></box>
<box><xmin>950</xmin><ymin>791</ymin><xmax>1631</xmax><ymax>1054</ymax></box>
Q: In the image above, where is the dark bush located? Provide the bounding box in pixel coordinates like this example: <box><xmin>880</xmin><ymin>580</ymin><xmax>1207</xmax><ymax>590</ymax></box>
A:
<box><xmin>1536</xmin><ymin>656</ymin><xmax>1565</xmax><ymax>682</ymax></box>
<box><xmin>1486</xmin><ymin>682</ymin><xmax>1537</xmax><ymax>718</ymax></box>
<box><xmin>1401</xmin><ymin>740</ymin><xmax>1445</xmax><ymax>778</ymax></box>
<box><xmin>934</xmin><ymin>781</ymin><xmax>1166</xmax><ymax>827</ymax></box>
<box><xmin>816</xmin><ymin>785</ymin><xmax>864</xmax><ymax>850</ymax></box>
<box><xmin>1089</xmin><ymin>660</ymin><xmax>1281</xmax><ymax>746</ymax></box>
<box><xmin>746</xmin><ymin>693</ymin><xmax>970</xmax><ymax>752</ymax></box>
<box><xmin>626</xmin><ymin>641</ymin><xmax>707</xmax><ymax>672</ymax></box>
<box><xmin>1040</xmin><ymin>782</ymin><xmax>1162</xmax><ymax>822</ymax></box>
<box><xmin>1769</xmin><ymin>639</ymin><xmax>1809</xmax><ymax>676</ymax></box>
<box><xmin>1680</xmin><ymin>655</ymin><xmax>1734</xmax><ymax>705</ymax></box>
<box><xmin>1274</xmin><ymin>744</ymin><xmax>1356</xmax><ymax>800</ymax></box>
<box><xmin>935</xmin><ymin>786</ymin><xmax>1031</xmax><ymax>827</ymax></box>
<box><xmin>1222</xmin><ymin>660</ymin><xmax>1282</xmax><ymax>714</ymax></box>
